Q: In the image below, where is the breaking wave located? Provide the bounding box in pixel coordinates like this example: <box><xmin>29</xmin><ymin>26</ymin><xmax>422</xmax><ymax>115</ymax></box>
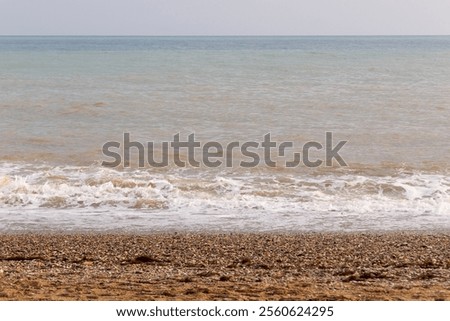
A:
<box><xmin>1</xmin><ymin>162</ymin><xmax>448</xmax><ymax>219</ymax></box>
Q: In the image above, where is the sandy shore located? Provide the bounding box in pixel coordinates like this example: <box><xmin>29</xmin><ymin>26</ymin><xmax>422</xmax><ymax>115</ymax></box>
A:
<box><xmin>0</xmin><ymin>232</ymin><xmax>449</xmax><ymax>301</ymax></box>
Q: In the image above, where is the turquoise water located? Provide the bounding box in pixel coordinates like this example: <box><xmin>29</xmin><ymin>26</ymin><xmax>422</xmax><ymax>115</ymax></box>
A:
<box><xmin>0</xmin><ymin>36</ymin><xmax>449</xmax><ymax>232</ymax></box>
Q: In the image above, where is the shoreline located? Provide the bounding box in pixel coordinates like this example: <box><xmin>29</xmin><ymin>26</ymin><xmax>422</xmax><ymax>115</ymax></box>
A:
<box><xmin>1</xmin><ymin>232</ymin><xmax>449</xmax><ymax>301</ymax></box>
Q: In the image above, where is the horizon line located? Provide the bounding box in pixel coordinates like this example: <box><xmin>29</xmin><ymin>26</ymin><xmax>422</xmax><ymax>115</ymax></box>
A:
<box><xmin>0</xmin><ymin>34</ymin><xmax>449</xmax><ymax>37</ymax></box>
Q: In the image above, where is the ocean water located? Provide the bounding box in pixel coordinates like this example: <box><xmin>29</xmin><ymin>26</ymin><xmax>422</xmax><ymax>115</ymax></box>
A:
<box><xmin>0</xmin><ymin>36</ymin><xmax>449</xmax><ymax>232</ymax></box>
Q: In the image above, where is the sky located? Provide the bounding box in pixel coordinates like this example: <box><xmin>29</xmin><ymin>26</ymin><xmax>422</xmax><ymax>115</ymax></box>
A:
<box><xmin>0</xmin><ymin>0</ymin><xmax>450</xmax><ymax>36</ymax></box>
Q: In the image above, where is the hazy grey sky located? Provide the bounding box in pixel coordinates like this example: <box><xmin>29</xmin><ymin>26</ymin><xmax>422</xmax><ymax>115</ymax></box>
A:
<box><xmin>1</xmin><ymin>0</ymin><xmax>450</xmax><ymax>36</ymax></box>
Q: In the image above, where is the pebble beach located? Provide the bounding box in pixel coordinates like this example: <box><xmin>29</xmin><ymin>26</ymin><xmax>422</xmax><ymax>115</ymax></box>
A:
<box><xmin>1</xmin><ymin>232</ymin><xmax>449</xmax><ymax>301</ymax></box>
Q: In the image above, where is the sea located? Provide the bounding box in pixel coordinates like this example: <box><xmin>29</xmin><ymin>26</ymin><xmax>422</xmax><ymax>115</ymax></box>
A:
<box><xmin>0</xmin><ymin>36</ymin><xmax>449</xmax><ymax>232</ymax></box>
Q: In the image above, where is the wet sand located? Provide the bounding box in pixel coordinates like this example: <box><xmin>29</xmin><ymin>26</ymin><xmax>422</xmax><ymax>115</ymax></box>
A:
<box><xmin>0</xmin><ymin>232</ymin><xmax>449</xmax><ymax>300</ymax></box>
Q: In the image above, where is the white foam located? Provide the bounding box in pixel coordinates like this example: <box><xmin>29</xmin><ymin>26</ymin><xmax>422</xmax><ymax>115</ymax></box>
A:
<box><xmin>0</xmin><ymin>162</ymin><xmax>449</xmax><ymax>232</ymax></box>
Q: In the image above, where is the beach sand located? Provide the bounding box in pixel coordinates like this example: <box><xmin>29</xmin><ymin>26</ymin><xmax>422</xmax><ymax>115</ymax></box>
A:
<box><xmin>0</xmin><ymin>232</ymin><xmax>449</xmax><ymax>301</ymax></box>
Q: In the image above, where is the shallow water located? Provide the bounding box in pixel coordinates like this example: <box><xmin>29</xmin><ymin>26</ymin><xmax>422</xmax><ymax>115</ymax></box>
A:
<box><xmin>0</xmin><ymin>36</ymin><xmax>449</xmax><ymax>231</ymax></box>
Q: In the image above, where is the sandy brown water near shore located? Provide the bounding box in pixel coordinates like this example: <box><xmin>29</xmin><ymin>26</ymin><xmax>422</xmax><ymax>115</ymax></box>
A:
<box><xmin>0</xmin><ymin>232</ymin><xmax>449</xmax><ymax>301</ymax></box>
